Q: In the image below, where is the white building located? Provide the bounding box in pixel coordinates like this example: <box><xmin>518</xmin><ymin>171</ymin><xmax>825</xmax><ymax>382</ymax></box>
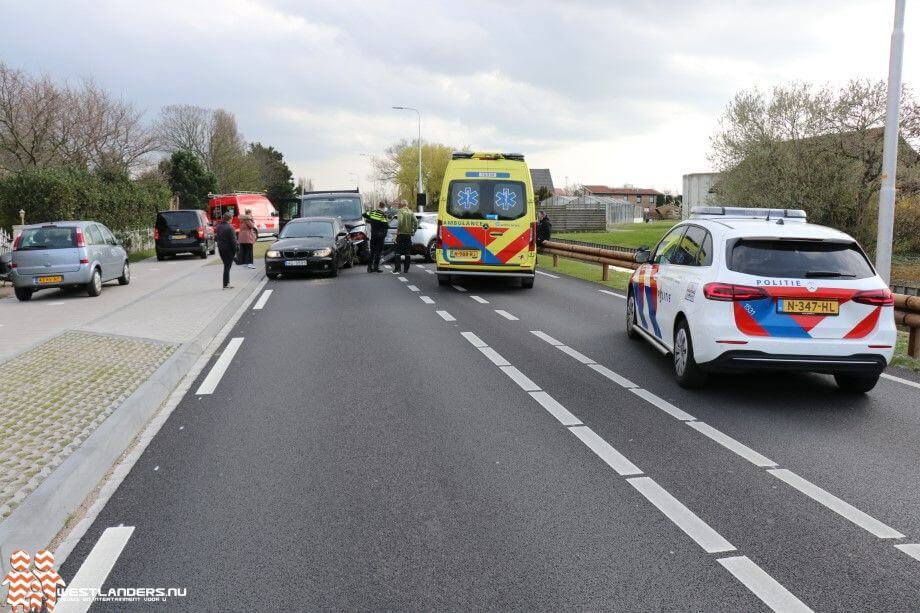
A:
<box><xmin>681</xmin><ymin>172</ymin><xmax>719</xmax><ymax>219</ymax></box>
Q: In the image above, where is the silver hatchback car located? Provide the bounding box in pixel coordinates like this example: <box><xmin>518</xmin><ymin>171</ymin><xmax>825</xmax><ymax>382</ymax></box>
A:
<box><xmin>10</xmin><ymin>221</ymin><xmax>130</xmax><ymax>301</ymax></box>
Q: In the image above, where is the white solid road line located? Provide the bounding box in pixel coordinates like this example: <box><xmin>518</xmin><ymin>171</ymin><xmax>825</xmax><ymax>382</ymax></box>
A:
<box><xmin>57</xmin><ymin>526</ymin><xmax>135</xmax><ymax>613</ymax></box>
<box><xmin>881</xmin><ymin>373</ymin><xmax>920</xmax><ymax>390</ymax></box>
<box><xmin>557</xmin><ymin>345</ymin><xmax>595</xmax><ymax>364</ymax></box>
<box><xmin>452</xmin><ymin>284</ymin><xmax>467</xmax><ymax>292</ymax></box>
<box><xmin>461</xmin><ymin>331</ymin><xmax>488</xmax><ymax>348</ymax></box>
<box><xmin>569</xmin><ymin>426</ymin><xmax>643</xmax><ymax>476</ymax></box>
<box><xmin>252</xmin><ymin>289</ymin><xmax>273</xmax><ymax>310</ymax></box>
<box><xmin>436</xmin><ymin>310</ymin><xmax>456</xmax><ymax>322</ymax></box>
<box><xmin>717</xmin><ymin>556</ymin><xmax>814</xmax><ymax>613</ymax></box>
<box><xmin>688</xmin><ymin>422</ymin><xmax>777</xmax><ymax>468</ymax></box>
<box><xmin>629</xmin><ymin>387</ymin><xmax>693</xmax><ymax>419</ymax></box>
<box><xmin>499</xmin><ymin>365</ymin><xmax>541</xmax><ymax>392</ymax></box>
<box><xmin>599</xmin><ymin>289</ymin><xmax>627</xmax><ymax>299</ymax></box>
<box><xmin>398</xmin><ymin>276</ymin><xmax>408</xmax><ymax>282</ymax></box>
<box><xmin>495</xmin><ymin>309</ymin><xmax>519</xmax><ymax>321</ymax></box>
<box><xmin>627</xmin><ymin>476</ymin><xmax>735</xmax><ymax>553</ymax></box>
<box><xmin>195</xmin><ymin>337</ymin><xmax>244</xmax><ymax>395</ymax></box>
<box><xmin>470</xmin><ymin>295</ymin><xmax>490</xmax><ymax>304</ymax></box>
<box><xmin>590</xmin><ymin>364</ymin><xmax>639</xmax><ymax>389</ymax></box>
<box><xmin>536</xmin><ymin>270</ymin><xmax>559</xmax><ymax>278</ymax></box>
<box><xmin>530</xmin><ymin>330</ymin><xmax>563</xmax><ymax>346</ymax></box>
<box><xmin>768</xmin><ymin>469</ymin><xmax>905</xmax><ymax>539</ymax></box>
<box><xmin>407</xmin><ymin>284</ymin><xmax>420</xmax><ymax>292</ymax></box>
<box><xmin>420</xmin><ymin>296</ymin><xmax>435</xmax><ymax>304</ymax></box>
<box><xmin>479</xmin><ymin>346</ymin><xmax>511</xmax><ymax>367</ymax></box>
<box><xmin>529</xmin><ymin>391</ymin><xmax>582</xmax><ymax>426</ymax></box>
<box><xmin>895</xmin><ymin>543</ymin><xmax>920</xmax><ymax>562</ymax></box>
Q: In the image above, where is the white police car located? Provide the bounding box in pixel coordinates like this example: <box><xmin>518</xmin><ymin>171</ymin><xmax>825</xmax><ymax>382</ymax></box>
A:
<box><xmin>626</xmin><ymin>207</ymin><xmax>896</xmax><ymax>392</ymax></box>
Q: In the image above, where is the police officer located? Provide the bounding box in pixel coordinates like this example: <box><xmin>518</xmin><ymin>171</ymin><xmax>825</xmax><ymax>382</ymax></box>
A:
<box><xmin>363</xmin><ymin>201</ymin><xmax>389</xmax><ymax>272</ymax></box>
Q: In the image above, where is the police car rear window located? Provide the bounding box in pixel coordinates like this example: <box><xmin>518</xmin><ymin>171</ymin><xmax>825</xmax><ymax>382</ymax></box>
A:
<box><xmin>728</xmin><ymin>240</ymin><xmax>875</xmax><ymax>279</ymax></box>
<box><xmin>447</xmin><ymin>181</ymin><xmax>527</xmax><ymax>220</ymax></box>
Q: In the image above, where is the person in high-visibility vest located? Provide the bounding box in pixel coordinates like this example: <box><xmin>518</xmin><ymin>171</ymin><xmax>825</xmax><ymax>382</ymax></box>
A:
<box><xmin>362</xmin><ymin>201</ymin><xmax>390</xmax><ymax>273</ymax></box>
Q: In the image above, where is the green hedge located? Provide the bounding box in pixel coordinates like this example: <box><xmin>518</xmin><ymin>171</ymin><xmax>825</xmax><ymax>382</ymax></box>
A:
<box><xmin>0</xmin><ymin>168</ymin><xmax>170</xmax><ymax>235</ymax></box>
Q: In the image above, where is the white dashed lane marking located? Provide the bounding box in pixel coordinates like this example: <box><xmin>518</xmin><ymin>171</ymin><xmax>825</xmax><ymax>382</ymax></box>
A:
<box><xmin>530</xmin><ymin>391</ymin><xmax>582</xmax><ymax>426</ymax></box>
<box><xmin>407</xmin><ymin>285</ymin><xmax>420</xmax><ymax>292</ymax></box>
<box><xmin>569</xmin><ymin>426</ymin><xmax>643</xmax><ymax>476</ymax></box>
<box><xmin>478</xmin><ymin>346</ymin><xmax>511</xmax><ymax>366</ymax></box>
<box><xmin>420</xmin><ymin>296</ymin><xmax>434</xmax><ymax>304</ymax></box>
<box><xmin>195</xmin><ymin>337</ymin><xmax>244</xmax><ymax>395</ymax></box>
<box><xmin>895</xmin><ymin>543</ymin><xmax>920</xmax><ymax>562</ymax></box>
<box><xmin>495</xmin><ymin>309</ymin><xmax>519</xmax><ymax>321</ymax></box>
<box><xmin>499</xmin><ymin>365</ymin><xmax>540</xmax><ymax>391</ymax></box>
<box><xmin>58</xmin><ymin>526</ymin><xmax>135</xmax><ymax>613</ymax></box>
<box><xmin>627</xmin><ymin>476</ymin><xmax>735</xmax><ymax>553</ymax></box>
<box><xmin>461</xmin><ymin>331</ymin><xmax>488</xmax><ymax>348</ymax></box>
<box><xmin>398</xmin><ymin>276</ymin><xmax>408</xmax><ymax>282</ymax></box>
<box><xmin>536</xmin><ymin>270</ymin><xmax>559</xmax><ymax>278</ymax></box>
<box><xmin>767</xmin><ymin>469</ymin><xmax>904</xmax><ymax>539</ymax></box>
<box><xmin>688</xmin><ymin>421</ymin><xmax>777</xmax><ymax>468</ymax></box>
<box><xmin>436</xmin><ymin>310</ymin><xmax>456</xmax><ymax>322</ymax></box>
<box><xmin>253</xmin><ymin>289</ymin><xmax>273</xmax><ymax>310</ymax></box>
<box><xmin>530</xmin><ymin>330</ymin><xmax>563</xmax><ymax>346</ymax></box>
<box><xmin>452</xmin><ymin>284</ymin><xmax>467</xmax><ymax>292</ymax></box>
<box><xmin>717</xmin><ymin>556</ymin><xmax>814</xmax><ymax>613</ymax></box>
<box><xmin>470</xmin><ymin>295</ymin><xmax>489</xmax><ymax>304</ymax></box>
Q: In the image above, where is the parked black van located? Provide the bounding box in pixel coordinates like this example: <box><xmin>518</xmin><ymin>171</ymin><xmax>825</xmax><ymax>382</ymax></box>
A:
<box><xmin>155</xmin><ymin>210</ymin><xmax>215</xmax><ymax>260</ymax></box>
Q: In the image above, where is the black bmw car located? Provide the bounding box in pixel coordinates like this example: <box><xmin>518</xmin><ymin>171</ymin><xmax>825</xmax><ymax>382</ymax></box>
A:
<box><xmin>264</xmin><ymin>216</ymin><xmax>354</xmax><ymax>279</ymax></box>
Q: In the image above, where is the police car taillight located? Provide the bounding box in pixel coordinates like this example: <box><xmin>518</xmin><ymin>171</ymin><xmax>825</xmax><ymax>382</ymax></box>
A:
<box><xmin>703</xmin><ymin>283</ymin><xmax>767</xmax><ymax>302</ymax></box>
<box><xmin>853</xmin><ymin>288</ymin><xmax>894</xmax><ymax>306</ymax></box>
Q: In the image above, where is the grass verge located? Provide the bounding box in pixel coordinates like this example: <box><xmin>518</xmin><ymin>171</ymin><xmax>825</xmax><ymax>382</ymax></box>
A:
<box><xmin>207</xmin><ymin>241</ymin><xmax>271</xmax><ymax>265</ymax></box>
<box><xmin>537</xmin><ymin>254</ymin><xmax>632</xmax><ymax>291</ymax></box>
<box><xmin>556</xmin><ymin>220</ymin><xmax>676</xmax><ymax>249</ymax></box>
<box><xmin>892</xmin><ymin>330</ymin><xmax>920</xmax><ymax>371</ymax></box>
<box><xmin>128</xmin><ymin>249</ymin><xmax>156</xmax><ymax>263</ymax></box>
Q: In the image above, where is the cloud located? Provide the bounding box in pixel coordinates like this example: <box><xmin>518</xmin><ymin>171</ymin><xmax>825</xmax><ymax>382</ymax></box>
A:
<box><xmin>0</xmin><ymin>0</ymin><xmax>917</xmax><ymax>191</ymax></box>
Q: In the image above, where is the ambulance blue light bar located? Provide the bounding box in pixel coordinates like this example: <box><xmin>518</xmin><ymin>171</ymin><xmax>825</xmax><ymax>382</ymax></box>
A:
<box><xmin>690</xmin><ymin>206</ymin><xmax>807</xmax><ymax>221</ymax></box>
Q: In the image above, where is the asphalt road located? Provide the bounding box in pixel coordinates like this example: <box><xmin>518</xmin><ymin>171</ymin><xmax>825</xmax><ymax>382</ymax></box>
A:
<box><xmin>58</xmin><ymin>260</ymin><xmax>920</xmax><ymax>612</ymax></box>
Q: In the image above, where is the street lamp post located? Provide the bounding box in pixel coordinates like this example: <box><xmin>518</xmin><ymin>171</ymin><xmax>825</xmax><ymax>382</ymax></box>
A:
<box><xmin>875</xmin><ymin>0</ymin><xmax>907</xmax><ymax>284</ymax></box>
<box><xmin>393</xmin><ymin>106</ymin><xmax>423</xmax><ymax>211</ymax></box>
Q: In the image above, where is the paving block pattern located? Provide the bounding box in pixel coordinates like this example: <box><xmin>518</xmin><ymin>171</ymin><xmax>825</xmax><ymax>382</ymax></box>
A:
<box><xmin>0</xmin><ymin>331</ymin><xmax>176</xmax><ymax>519</ymax></box>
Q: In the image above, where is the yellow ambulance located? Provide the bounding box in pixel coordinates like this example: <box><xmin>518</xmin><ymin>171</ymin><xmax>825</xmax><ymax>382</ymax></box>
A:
<box><xmin>435</xmin><ymin>152</ymin><xmax>537</xmax><ymax>288</ymax></box>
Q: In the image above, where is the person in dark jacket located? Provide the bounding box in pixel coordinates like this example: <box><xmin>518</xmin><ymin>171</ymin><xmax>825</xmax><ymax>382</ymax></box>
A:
<box><xmin>215</xmin><ymin>212</ymin><xmax>238</xmax><ymax>289</ymax></box>
<box><xmin>362</xmin><ymin>201</ymin><xmax>389</xmax><ymax>273</ymax></box>
<box><xmin>537</xmin><ymin>211</ymin><xmax>552</xmax><ymax>246</ymax></box>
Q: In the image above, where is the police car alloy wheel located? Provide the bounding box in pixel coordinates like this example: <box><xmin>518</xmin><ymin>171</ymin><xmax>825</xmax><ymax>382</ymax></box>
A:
<box><xmin>626</xmin><ymin>294</ymin><xmax>640</xmax><ymax>340</ymax></box>
<box><xmin>673</xmin><ymin>320</ymin><xmax>707</xmax><ymax>388</ymax></box>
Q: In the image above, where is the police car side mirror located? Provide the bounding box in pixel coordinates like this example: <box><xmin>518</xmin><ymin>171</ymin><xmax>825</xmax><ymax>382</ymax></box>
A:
<box><xmin>634</xmin><ymin>249</ymin><xmax>650</xmax><ymax>264</ymax></box>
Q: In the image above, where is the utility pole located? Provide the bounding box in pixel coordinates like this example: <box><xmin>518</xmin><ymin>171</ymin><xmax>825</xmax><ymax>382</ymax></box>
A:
<box><xmin>393</xmin><ymin>106</ymin><xmax>424</xmax><ymax>211</ymax></box>
<box><xmin>875</xmin><ymin>0</ymin><xmax>906</xmax><ymax>284</ymax></box>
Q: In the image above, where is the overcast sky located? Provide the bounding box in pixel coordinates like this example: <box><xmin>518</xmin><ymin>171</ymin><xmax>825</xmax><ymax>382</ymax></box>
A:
<box><xmin>1</xmin><ymin>0</ymin><xmax>917</xmax><ymax>193</ymax></box>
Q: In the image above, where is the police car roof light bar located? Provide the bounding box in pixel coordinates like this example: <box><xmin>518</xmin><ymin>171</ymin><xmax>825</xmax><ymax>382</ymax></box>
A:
<box><xmin>690</xmin><ymin>206</ymin><xmax>807</xmax><ymax>221</ymax></box>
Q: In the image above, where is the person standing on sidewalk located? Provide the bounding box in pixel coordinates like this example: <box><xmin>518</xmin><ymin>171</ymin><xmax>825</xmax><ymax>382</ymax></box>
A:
<box><xmin>363</xmin><ymin>201</ymin><xmax>389</xmax><ymax>273</ymax></box>
<box><xmin>216</xmin><ymin>212</ymin><xmax>238</xmax><ymax>289</ymax></box>
<box><xmin>537</xmin><ymin>210</ymin><xmax>552</xmax><ymax>246</ymax></box>
<box><xmin>238</xmin><ymin>208</ymin><xmax>258</xmax><ymax>269</ymax></box>
<box><xmin>393</xmin><ymin>199</ymin><xmax>418</xmax><ymax>274</ymax></box>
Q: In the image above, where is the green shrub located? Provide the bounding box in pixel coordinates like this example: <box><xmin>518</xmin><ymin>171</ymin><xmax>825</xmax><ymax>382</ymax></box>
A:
<box><xmin>894</xmin><ymin>196</ymin><xmax>920</xmax><ymax>255</ymax></box>
<box><xmin>0</xmin><ymin>168</ymin><xmax>170</xmax><ymax>234</ymax></box>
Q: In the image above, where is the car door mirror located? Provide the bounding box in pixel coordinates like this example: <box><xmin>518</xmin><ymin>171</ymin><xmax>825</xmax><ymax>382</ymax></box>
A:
<box><xmin>337</xmin><ymin>231</ymin><xmax>348</xmax><ymax>239</ymax></box>
<box><xmin>634</xmin><ymin>248</ymin><xmax>650</xmax><ymax>264</ymax></box>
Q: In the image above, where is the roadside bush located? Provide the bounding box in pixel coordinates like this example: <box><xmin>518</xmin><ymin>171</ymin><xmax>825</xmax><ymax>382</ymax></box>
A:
<box><xmin>0</xmin><ymin>168</ymin><xmax>170</xmax><ymax>246</ymax></box>
<box><xmin>894</xmin><ymin>196</ymin><xmax>920</xmax><ymax>255</ymax></box>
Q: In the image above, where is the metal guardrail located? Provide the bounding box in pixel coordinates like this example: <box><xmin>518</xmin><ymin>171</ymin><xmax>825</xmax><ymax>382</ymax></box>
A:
<box><xmin>541</xmin><ymin>240</ymin><xmax>920</xmax><ymax>358</ymax></box>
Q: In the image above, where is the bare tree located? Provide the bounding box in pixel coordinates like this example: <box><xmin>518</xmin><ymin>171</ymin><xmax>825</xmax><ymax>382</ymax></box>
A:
<box><xmin>156</xmin><ymin>104</ymin><xmax>213</xmax><ymax>164</ymax></box>
<box><xmin>0</xmin><ymin>63</ymin><xmax>70</xmax><ymax>172</ymax></box>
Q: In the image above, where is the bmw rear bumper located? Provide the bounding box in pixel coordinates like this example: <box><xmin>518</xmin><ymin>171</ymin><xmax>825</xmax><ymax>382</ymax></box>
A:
<box><xmin>701</xmin><ymin>351</ymin><xmax>888</xmax><ymax>375</ymax></box>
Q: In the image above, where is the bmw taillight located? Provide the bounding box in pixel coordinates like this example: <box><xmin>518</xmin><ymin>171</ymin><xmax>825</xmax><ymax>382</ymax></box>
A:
<box><xmin>197</xmin><ymin>226</ymin><xmax>204</xmax><ymax>239</ymax></box>
<box><xmin>436</xmin><ymin>220</ymin><xmax>443</xmax><ymax>249</ymax></box>
<box><xmin>75</xmin><ymin>228</ymin><xmax>86</xmax><ymax>247</ymax></box>
<box><xmin>853</xmin><ymin>288</ymin><xmax>894</xmax><ymax>306</ymax></box>
<box><xmin>703</xmin><ymin>283</ymin><xmax>767</xmax><ymax>302</ymax></box>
